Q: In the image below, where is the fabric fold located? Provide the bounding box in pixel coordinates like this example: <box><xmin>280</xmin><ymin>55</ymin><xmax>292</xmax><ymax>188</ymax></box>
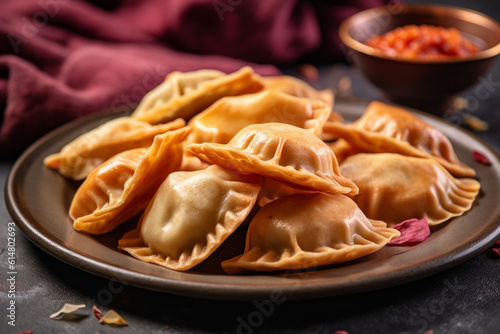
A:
<box><xmin>0</xmin><ymin>0</ymin><xmax>395</xmax><ymax>155</ymax></box>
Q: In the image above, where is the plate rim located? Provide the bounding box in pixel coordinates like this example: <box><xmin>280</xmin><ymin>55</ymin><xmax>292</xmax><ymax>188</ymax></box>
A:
<box><xmin>5</xmin><ymin>97</ymin><xmax>500</xmax><ymax>301</ymax></box>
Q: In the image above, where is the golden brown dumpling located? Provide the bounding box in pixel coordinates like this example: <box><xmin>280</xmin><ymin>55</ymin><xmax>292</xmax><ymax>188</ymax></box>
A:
<box><xmin>187</xmin><ymin>90</ymin><xmax>331</xmax><ymax>144</ymax></box>
<box><xmin>179</xmin><ymin>145</ymin><xmax>211</xmax><ymax>172</ymax></box>
<box><xmin>187</xmin><ymin>123</ymin><xmax>359</xmax><ymax>196</ymax></box>
<box><xmin>70</xmin><ymin>127</ymin><xmax>190</xmax><ymax>234</ymax></box>
<box><xmin>222</xmin><ymin>193</ymin><xmax>400</xmax><ymax>274</ymax></box>
<box><xmin>131</xmin><ymin>67</ymin><xmax>264</xmax><ymax>124</ymax></box>
<box><xmin>118</xmin><ymin>165</ymin><xmax>263</xmax><ymax>271</ymax></box>
<box><xmin>323</xmin><ymin>101</ymin><xmax>475</xmax><ymax>177</ymax></box>
<box><xmin>261</xmin><ymin>75</ymin><xmax>343</xmax><ymax>142</ymax></box>
<box><xmin>321</xmin><ymin>109</ymin><xmax>345</xmax><ymax>142</ymax></box>
<box><xmin>340</xmin><ymin>153</ymin><xmax>481</xmax><ymax>226</ymax></box>
<box><xmin>256</xmin><ymin>178</ymin><xmax>314</xmax><ymax>207</ymax></box>
<box><xmin>44</xmin><ymin>117</ymin><xmax>185</xmax><ymax>180</ymax></box>
<box><xmin>326</xmin><ymin>138</ymin><xmax>361</xmax><ymax>164</ymax></box>
<box><xmin>262</xmin><ymin>75</ymin><xmax>334</xmax><ymax>107</ymax></box>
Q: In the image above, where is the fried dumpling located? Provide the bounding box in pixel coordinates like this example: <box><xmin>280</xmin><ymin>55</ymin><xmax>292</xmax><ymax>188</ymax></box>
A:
<box><xmin>321</xmin><ymin>109</ymin><xmax>345</xmax><ymax>142</ymax></box>
<box><xmin>187</xmin><ymin>90</ymin><xmax>331</xmax><ymax>144</ymax></box>
<box><xmin>221</xmin><ymin>193</ymin><xmax>400</xmax><ymax>274</ymax></box>
<box><xmin>340</xmin><ymin>153</ymin><xmax>481</xmax><ymax>226</ymax></box>
<box><xmin>70</xmin><ymin>127</ymin><xmax>190</xmax><ymax>234</ymax></box>
<box><xmin>261</xmin><ymin>75</ymin><xmax>343</xmax><ymax>141</ymax></box>
<box><xmin>262</xmin><ymin>75</ymin><xmax>334</xmax><ymax>107</ymax></box>
<box><xmin>44</xmin><ymin>117</ymin><xmax>185</xmax><ymax>180</ymax></box>
<box><xmin>187</xmin><ymin>123</ymin><xmax>359</xmax><ymax>196</ymax></box>
<box><xmin>179</xmin><ymin>146</ymin><xmax>211</xmax><ymax>172</ymax></box>
<box><xmin>326</xmin><ymin>138</ymin><xmax>361</xmax><ymax>164</ymax></box>
<box><xmin>323</xmin><ymin>101</ymin><xmax>475</xmax><ymax>177</ymax></box>
<box><xmin>118</xmin><ymin>165</ymin><xmax>263</xmax><ymax>271</ymax></box>
<box><xmin>256</xmin><ymin>178</ymin><xmax>314</xmax><ymax>207</ymax></box>
<box><xmin>131</xmin><ymin>67</ymin><xmax>264</xmax><ymax>124</ymax></box>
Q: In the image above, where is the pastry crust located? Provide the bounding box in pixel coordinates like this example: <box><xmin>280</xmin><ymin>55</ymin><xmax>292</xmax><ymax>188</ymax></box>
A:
<box><xmin>131</xmin><ymin>67</ymin><xmax>264</xmax><ymax>124</ymax></box>
<box><xmin>262</xmin><ymin>75</ymin><xmax>334</xmax><ymax>107</ymax></box>
<box><xmin>118</xmin><ymin>165</ymin><xmax>262</xmax><ymax>271</ymax></box>
<box><xmin>70</xmin><ymin>127</ymin><xmax>190</xmax><ymax>234</ymax></box>
<box><xmin>187</xmin><ymin>89</ymin><xmax>331</xmax><ymax>144</ymax></box>
<box><xmin>340</xmin><ymin>153</ymin><xmax>480</xmax><ymax>226</ymax></box>
<box><xmin>44</xmin><ymin>117</ymin><xmax>185</xmax><ymax>180</ymax></box>
<box><xmin>323</xmin><ymin>101</ymin><xmax>475</xmax><ymax>177</ymax></box>
<box><xmin>187</xmin><ymin>123</ymin><xmax>359</xmax><ymax>196</ymax></box>
<box><xmin>222</xmin><ymin>193</ymin><xmax>400</xmax><ymax>274</ymax></box>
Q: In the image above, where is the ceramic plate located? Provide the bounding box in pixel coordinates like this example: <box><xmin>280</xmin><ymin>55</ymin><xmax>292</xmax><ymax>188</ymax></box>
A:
<box><xmin>6</xmin><ymin>97</ymin><xmax>500</xmax><ymax>301</ymax></box>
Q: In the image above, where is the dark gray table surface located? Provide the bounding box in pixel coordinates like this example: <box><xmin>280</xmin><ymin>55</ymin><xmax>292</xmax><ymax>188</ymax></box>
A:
<box><xmin>2</xmin><ymin>1</ymin><xmax>500</xmax><ymax>333</ymax></box>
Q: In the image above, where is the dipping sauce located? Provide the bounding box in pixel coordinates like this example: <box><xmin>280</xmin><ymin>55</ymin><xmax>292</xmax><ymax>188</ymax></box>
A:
<box><xmin>365</xmin><ymin>24</ymin><xmax>480</xmax><ymax>59</ymax></box>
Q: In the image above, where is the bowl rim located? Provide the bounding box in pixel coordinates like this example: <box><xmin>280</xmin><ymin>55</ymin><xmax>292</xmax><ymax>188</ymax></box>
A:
<box><xmin>339</xmin><ymin>3</ymin><xmax>500</xmax><ymax>64</ymax></box>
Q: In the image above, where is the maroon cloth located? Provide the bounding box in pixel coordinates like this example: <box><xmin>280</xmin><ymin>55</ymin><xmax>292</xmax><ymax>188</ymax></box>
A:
<box><xmin>0</xmin><ymin>0</ymin><xmax>395</xmax><ymax>155</ymax></box>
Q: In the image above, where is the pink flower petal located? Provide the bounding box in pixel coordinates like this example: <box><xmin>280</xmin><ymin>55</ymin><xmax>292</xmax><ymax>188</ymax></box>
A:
<box><xmin>389</xmin><ymin>217</ymin><xmax>431</xmax><ymax>246</ymax></box>
<box><xmin>92</xmin><ymin>305</ymin><xmax>103</xmax><ymax>320</ymax></box>
<box><xmin>495</xmin><ymin>239</ymin><xmax>500</xmax><ymax>246</ymax></box>
<box><xmin>473</xmin><ymin>150</ymin><xmax>491</xmax><ymax>165</ymax></box>
<box><xmin>493</xmin><ymin>247</ymin><xmax>500</xmax><ymax>258</ymax></box>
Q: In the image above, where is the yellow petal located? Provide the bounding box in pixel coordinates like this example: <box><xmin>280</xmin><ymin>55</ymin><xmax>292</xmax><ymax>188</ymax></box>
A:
<box><xmin>99</xmin><ymin>310</ymin><xmax>128</xmax><ymax>326</ymax></box>
<box><xmin>49</xmin><ymin>304</ymin><xmax>86</xmax><ymax>319</ymax></box>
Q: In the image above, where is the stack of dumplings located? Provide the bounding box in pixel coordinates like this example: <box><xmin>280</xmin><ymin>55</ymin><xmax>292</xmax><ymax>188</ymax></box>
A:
<box><xmin>44</xmin><ymin>67</ymin><xmax>480</xmax><ymax>275</ymax></box>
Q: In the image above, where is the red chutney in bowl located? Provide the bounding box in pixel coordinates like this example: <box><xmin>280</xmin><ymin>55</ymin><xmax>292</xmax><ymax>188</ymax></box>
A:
<box><xmin>365</xmin><ymin>25</ymin><xmax>480</xmax><ymax>59</ymax></box>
